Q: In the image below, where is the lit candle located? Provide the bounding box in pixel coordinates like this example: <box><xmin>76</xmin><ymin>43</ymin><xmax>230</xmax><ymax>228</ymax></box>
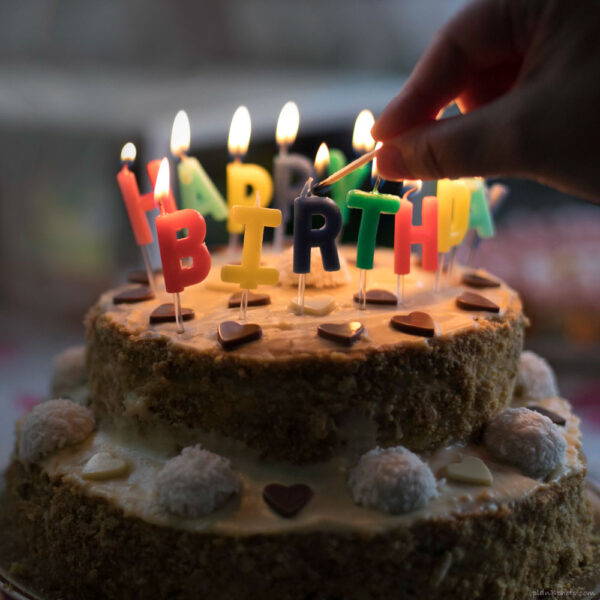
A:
<box><xmin>116</xmin><ymin>142</ymin><xmax>165</xmax><ymax>295</ymax></box>
<box><xmin>293</xmin><ymin>178</ymin><xmax>342</xmax><ymax>313</ymax></box>
<box><xmin>227</xmin><ymin>106</ymin><xmax>273</xmax><ymax>251</ymax></box>
<box><xmin>347</xmin><ymin>109</ymin><xmax>376</xmax><ymax>191</ymax></box>
<box><xmin>170</xmin><ymin>110</ymin><xmax>228</xmax><ymax>221</ymax></box>
<box><xmin>346</xmin><ymin>170</ymin><xmax>400</xmax><ymax>309</ymax></box>
<box><xmin>394</xmin><ymin>180</ymin><xmax>438</xmax><ymax>299</ymax></box>
<box><xmin>155</xmin><ymin>158</ymin><xmax>211</xmax><ymax>333</ymax></box>
<box><xmin>273</xmin><ymin>102</ymin><xmax>314</xmax><ymax>251</ymax></box>
<box><xmin>221</xmin><ymin>193</ymin><xmax>281</xmax><ymax>320</ymax></box>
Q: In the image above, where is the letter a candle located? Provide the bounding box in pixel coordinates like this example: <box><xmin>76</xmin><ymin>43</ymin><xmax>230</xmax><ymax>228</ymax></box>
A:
<box><xmin>154</xmin><ymin>158</ymin><xmax>211</xmax><ymax>333</ymax></box>
<box><xmin>170</xmin><ymin>110</ymin><xmax>228</xmax><ymax>222</ymax></box>
<box><xmin>221</xmin><ymin>193</ymin><xmax>281</xmax><ymax>321</ymax></box>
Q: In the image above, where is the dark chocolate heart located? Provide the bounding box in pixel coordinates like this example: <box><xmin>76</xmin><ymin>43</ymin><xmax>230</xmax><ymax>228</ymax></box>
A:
<box><xmin>461</xmin><ymin>273</ymin><xmax>500</xmax><ymax>289</ymax></box>
<box><xmin>456</xmin><ymin>292</ymin><xmax>500</xmax><ymax>313</ymax></box>
<box><xmin>353</xmin><ymin>289</ymin><xmax>398</xmax><ymax>305</ymax></box>
<box><xmin>527</xmin><ymin>405</ymin><xmax>566</xmax><ymax>426</ymax></box>
<box><xmin>149</xmin><ymin>303</ymin><xmax>195</xmax><ymax>324</ymax></box>
<box><xmin>228</xmin><ymin>292</ymin><xmax>271</xmax><ymax>308</ymax></box>
<box><xmin>127</xmin><ymin>268</ymin><xmax>162</xmax><ymax>285</ymax></box>
<box><xmin>317</xmin><ymin>322</ymin><xmax>364</xmax><ymax>346</ymax></box>
<box><xmin>390</xmin><ymin>312</ymin><xmax>435</xmax><ymax>337</ymax></box>
<box><xmin>113</xmin><ymin>286</ymin><xmax>154</xmax><ymax>304</ymax></box>
<box><xmin>263</xmin><ymin>483</ymin><xmax>314</xmax><ymax>518</ymax></box>
<box><xmin>217</xmin><ymin>321</ymin><xmax>262</xmax><ymax>350</ymax></box>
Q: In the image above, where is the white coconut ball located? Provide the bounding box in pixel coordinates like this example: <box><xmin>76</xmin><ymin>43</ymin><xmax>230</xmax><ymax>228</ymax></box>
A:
<box><xmin>156</xmin><ymin>446</ymin><xmax>241</xmax><ymax>518</ymax></box>
<box><xmin>484</xmin><ymin>407</ymin><xmax>566</xmax><ymax>479</ymax></box>
<box><xmin>349</xmin><ymin>446</ymin><xmax>437</xmax><ymax>514</ymax></box>
<box><xmin>51</xmin><ymin>346</ymin><xmax>87</xmax><ymax>401</ymax></box>
<box><xmin>514</xmin><ymin>351</ymin><xmax>558</xmax><ymax>400</ymax></box>
<box><xmin>18</xmin><ymin>399</ymin><xmax>95</xmax><ymax>462</ymax></box>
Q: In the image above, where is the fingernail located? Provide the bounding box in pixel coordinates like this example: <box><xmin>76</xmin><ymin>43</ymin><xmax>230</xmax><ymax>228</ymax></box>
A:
<box><xmin>376</xmin><ymin>145</ymin><xmax>412</xmax><ymax>181</ymax></box>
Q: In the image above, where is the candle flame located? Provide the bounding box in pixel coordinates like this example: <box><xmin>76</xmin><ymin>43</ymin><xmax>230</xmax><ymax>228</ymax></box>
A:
<box><xmin>371</xmin><ymin>141</ymin><xmax>383</xmax><ymax>179</ymax></box>
<box><xmin>352</xmin><ymin>109</ymin><xmax>376</xmax><ymax>153</ymax></box>
<box><xmin>403</xmin><ymin>179</ymin><xmax>423</xmax><ymax>198</ymax></box>
<box><xmin>120</xmin><ymin>142</ymin><xmax>136</xmax><ymax>164</ymax></box>
<box><xmin>314</xmin><ymin>142</ymin><xmax>330</xmax><ymax>174</ymax></box>
<box><xmin>154</xmin><ymin>158</ymin><xmax>170</xmax><ymax>211</ymax></box>
<box><xmin>228</xmin><ymin>105</ymin><xmax>251</xmax><ymax>157</ymax></box>
<box><xmin>276</xmin><ymin>101</ymin><xmax>300</xmax><ymax>147</ymax></box>
<box><xmin>170</xmin><ymin>110</ymin><xmax>191</xmax><ymax>156</ymax></box>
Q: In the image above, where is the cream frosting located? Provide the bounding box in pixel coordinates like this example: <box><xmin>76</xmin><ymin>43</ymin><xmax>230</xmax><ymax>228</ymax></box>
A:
<box><xmin>96</xmin><ymin>248</ymin><xmax>522</xmax><ymax>360</ymax></box>
<box><xmin>39</xmin><ymin>395</ymin><xmax>583</xmax><ymax>537</ymax></box>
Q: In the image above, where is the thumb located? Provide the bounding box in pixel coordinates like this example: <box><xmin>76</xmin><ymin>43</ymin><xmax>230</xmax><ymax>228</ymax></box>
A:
<box><xmin>376</xmin><ymin>94</ymin><xmax>527</xmax><ymax>181</ymax></box>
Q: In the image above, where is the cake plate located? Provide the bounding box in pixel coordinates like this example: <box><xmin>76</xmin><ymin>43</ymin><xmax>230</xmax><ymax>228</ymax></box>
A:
<box><xmin>1</xmin><ymin>481</ymin><xmax>600</xmax><ymax>600</ymax></box>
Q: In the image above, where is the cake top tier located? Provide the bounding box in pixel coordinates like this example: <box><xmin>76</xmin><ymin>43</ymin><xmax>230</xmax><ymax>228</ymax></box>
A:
<box><xmin>86</xmin><ymin>247</ymin><xmax>525</xmax><ymax>463</ymax></box>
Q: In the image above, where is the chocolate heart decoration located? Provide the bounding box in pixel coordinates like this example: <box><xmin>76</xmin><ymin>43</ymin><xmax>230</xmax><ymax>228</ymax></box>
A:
<box><xmin>390</xmin><ymin>312</ymin><xmax>435</xmax><ymax>337</ymax></box>
<box><xmin>228</xmin><ymin>291</ymin><xmax>271</xmax><ymax>308</ymax></box>
<box><xmin>217</xmin><ymin>321</ymin><xmax>262</xmax><ymax>350</ymax></box>
<box><xmin>113</xmin><ymin>286</ymin><xmax>154</xmax><ymax>304</ymax></box>
<box><xmin>456</xmin><ymin>292</ymin><xmax>500</xmax><ymax>313</ymax></box>
<box><xmin>127</xmin><ymin>268</ymin><xmax>162</xmax><ymax>285</ymax></box>
<box><xmin>149</xmin><ymin>303</ymin><xmax>195</xmax><ymax>324</ymax></box>
<box><xmin>353</xmin><ymin>289</ymin><xmax>398</xmax><ymax>305</ymax></box>
<box><xmin>317</xmin><ymin>322</ymin><xmax>364</xmax><ymax>346</ymax></box>
<box><xmin>461</xmin><ymin>273</ymin><xmax>500</xmax><ymax>289</ymax></box>
<box><xmin>263</xmin><ymin>483</ymin><xmax>314</xmax><ymax>518</ymax></box>
<box><xmin>527</xmin><ymin>405</ymin><xmax>566</xmax><ymax>426</ymax></box>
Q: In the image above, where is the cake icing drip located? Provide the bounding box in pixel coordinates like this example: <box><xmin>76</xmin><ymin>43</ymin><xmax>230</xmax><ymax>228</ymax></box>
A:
<box><xmin>484</xmin><ymin>406</ymin><xmax>567</xmax><ymax>479</ymax></box>
<box><xmin>18</xmin><ymin>399</ymin><xmax>95</xmax><ymax>462</ymax></box>
<box><xmin>348</xmin><ymin>446</ymin><xmax>438</xmax><ymax>514</ymax></box>
<box><xmin>97</xmin><ymin>248</ymin><xmax>521</xmax><ymax>359</ymax></box>
<box><xmin>38</xmin><ymin>396</ymin><xmax>582</xmax><ymax>536</ymax></box>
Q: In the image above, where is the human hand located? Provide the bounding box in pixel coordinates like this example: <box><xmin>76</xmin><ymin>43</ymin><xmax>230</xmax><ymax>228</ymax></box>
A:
<box><xmin>372</xmin><ymin>0</ymin><xmax>600</xmax><ymax>201</ymax></box>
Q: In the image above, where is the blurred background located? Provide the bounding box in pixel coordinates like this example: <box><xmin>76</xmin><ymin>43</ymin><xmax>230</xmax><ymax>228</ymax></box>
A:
<box><xmin>0</xmin><ymin>0</ymin><xmax>598</xmax><ymax>472</ymax></box>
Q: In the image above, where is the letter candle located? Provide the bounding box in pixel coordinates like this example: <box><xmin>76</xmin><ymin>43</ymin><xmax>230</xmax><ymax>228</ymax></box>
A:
<box><xmin>292</xmin><ymin>178</ymin><xmax>342</xmax><ymax>314</ymax></box>
<box><xmin>462</xmin><ymin>177</ymin><xmax>496</xmax><ymax>265</ymax></box>
<box><xmin>273</xmin><ymin>101</ymin><xmax>315</xmax><ymax>252</ymax></box>
<box><xmin>154</xmin><ymin>158</ymin><xmax>212</xmax><ymax>333</ymax></box>
<box><xmin>394</xmin><ymin>180</ymin><xmax>438</xmax><ymax>302</ymax></box>
<box><xmin>116</xmin><ymin>142</ymin><xmax>175</xmax><ymax>296</ymax></box>
<box><xmin>170</xmin><ymin>110</ymin><xmax>228</xmax><ymax>222</ymax></box>
<box><xmin>346</xmin><ymin>175</ymin><xmax>401</xmax><ymax>310</ymax></box>
<box><xmin>227</xmin><ymin>106</ymin><xmax>273</xmax><ymax>254</ymax></box>
<box><xmin>436</xmin><ymin>179</ymin><xmax>471</xmax><ymax>288</ymax></box>
<box><xmin>221</xmin><ymin>192</ymin><xmax>281</xmax><ymax>321</ymax></box>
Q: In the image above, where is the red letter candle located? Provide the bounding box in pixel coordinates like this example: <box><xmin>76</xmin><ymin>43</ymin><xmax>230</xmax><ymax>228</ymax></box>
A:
<box><xmin>154</xmin><ymin>159</ymin><xmax>211</xmax><ymax>295</ymax></box>
<box><xmin>394</xmin><ymin>196</ymin><xmax>439</xmax><ymax>276</ymax></box>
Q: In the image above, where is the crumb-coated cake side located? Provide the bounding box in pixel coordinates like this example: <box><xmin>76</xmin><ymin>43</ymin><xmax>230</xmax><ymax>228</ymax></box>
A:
<box><xmin>85</xmin><ymin>249</ymin><xmax>526</xmax><ymax>463</ymax></box>
<box><xmin>0</xmin><ymin>394</ymin><xmax>592</xmax><ymax>600</ymax></box>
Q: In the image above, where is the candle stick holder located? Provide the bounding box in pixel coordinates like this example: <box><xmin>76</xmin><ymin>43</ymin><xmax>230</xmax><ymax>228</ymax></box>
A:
<box><xmin>434</xmin><ymin>253</ymin><xmax>444</xmax><ymax>292</ymax></box>
<box><xmin>140</xmin><ymin>245</ymin><xmax>157</xmax><ymax>297</ymax></box>
<box><xmin>358</xmin><ymin>269</ymin><xmax>367</xmax><ymax>311</ymax></box>
<box><xmin>239</xmin><ymin>288</ymin><xmax>249</xmax><ymax>321</ymax></box>
<box><xmin>173</xmin><ymin>292</ymin><xmax>184</xmax><ymax>334</ymax></box>
<box><xmin>297</xmin><ymin>273</ymin><xmax>306</xmax><ymax>315</ymax></box>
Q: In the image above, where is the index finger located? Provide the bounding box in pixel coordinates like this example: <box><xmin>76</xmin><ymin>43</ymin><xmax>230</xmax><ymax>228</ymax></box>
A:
<box><xmin>372</xmin><ymin>0</ymin><xmax>536</xmax><ymax>141</ymax></box>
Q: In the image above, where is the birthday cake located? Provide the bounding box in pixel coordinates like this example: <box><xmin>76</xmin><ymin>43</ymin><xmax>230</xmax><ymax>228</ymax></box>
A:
<box><xmin>0</xmin><ymin>247</ymin><xmax>593</xmax><ymax>600</ymax></box>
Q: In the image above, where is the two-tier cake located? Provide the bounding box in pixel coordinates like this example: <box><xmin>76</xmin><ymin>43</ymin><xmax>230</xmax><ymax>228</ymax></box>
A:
<box><xmin>0</xmin><ymin>248</ymin><xmax>593</xmax><ymax>599</ymax></box>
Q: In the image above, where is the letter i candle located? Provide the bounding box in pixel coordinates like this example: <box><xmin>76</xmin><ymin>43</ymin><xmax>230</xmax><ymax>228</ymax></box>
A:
<box><xmin>292</xmin><ymin>178</ymin><xmax>342</xmax><ymax>314</ymax></box>
<box><xmin>221</xmin><ymin>193</ymin><xmax>281</xmax><ymax>321</ymax></box>
<box><xmin>154</xmin><ymin>158</ymin><xmax>211</xmax><ymax>333</ymax></box>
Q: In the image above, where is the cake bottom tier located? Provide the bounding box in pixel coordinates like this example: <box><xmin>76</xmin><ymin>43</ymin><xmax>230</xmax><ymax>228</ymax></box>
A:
<box><xmin>0</xmin><ymin>460</ymin><xmax>592</xmax><ymax>600</ymax></box>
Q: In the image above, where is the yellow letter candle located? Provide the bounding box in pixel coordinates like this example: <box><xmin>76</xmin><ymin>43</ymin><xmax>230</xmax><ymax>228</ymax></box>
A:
<box><xmin>227</xmin><ymin>106</ymin><xmax>273</xmax><ymax>239</ymax></box>
<box><xmin>221</xmin><ymin>194</ymin><xmax>282</xmax><ymax>319</ymax></box>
